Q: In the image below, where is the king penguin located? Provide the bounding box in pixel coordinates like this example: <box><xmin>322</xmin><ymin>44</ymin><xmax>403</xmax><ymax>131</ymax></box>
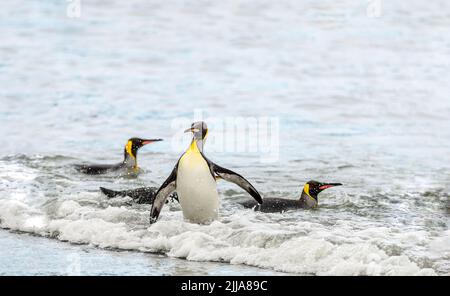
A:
<box><xmin>150</xmin><ymin>121</ymin><xmax>263</xmax><ymax>224</ymax></box>
<box><xmin>240</xmin><ymin>180</ymin><xmax>342</xmax><ymax>213</ymax></box>
<box><xmin>75</xmin><ymin>137</ymin><xmax>162</xmax><ymax>175</ymax></box>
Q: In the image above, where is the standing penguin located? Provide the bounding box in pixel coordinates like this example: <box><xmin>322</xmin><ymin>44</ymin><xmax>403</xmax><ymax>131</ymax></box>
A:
<box><xmin>75</xmin><ymin>137</ymin><xmax>162</xmax><ymax>175</ymax></box>
<box><xmin>150</xmin><ymin>121</ymin><xmax>263</xmax><ymax>224</ymax></box>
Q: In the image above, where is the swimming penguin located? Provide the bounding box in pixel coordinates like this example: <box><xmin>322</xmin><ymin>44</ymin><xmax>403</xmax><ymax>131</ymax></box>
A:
<box><xmin>150</xmin><ymin>121</ymin><xmax>263</xmax><ymax>224</ymax></box>
<box><xmin>240</xmin><ymin>180</ymin><xmax>342</xmax><ymax>213</ymax></box>
<box><xmin>100</xmin><ymin>186</ymin><xmax>178</xmax><ymax>204</ymax></box>
<box><xmin>75</xmin><ymin>138</ymin><xmax>162</xmax><ymax>175</ymax></box>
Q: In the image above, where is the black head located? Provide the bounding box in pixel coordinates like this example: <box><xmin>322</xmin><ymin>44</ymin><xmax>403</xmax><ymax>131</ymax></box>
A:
<box><xmin>124</xmin><ymin>137</ymin><xmax>163</xmax><ymax>160</ymax></box>
<box><xmin>303</xmin><ymin>180</ymin><xmax>343</xmax><ymax>201</ymax></box>
<box><xmin>184</xmin><ymin>121</ymin><xmax>208</xmax><ymax>141</ymax></box>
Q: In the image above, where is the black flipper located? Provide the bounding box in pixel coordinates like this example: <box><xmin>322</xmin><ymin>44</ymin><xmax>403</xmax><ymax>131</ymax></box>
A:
<box><xmin>201</xmin><ymin>153</ymin><xmax>263</xmax><ymax>204</ymax></box>
<box><xmin>149</xmin><ymin>162</ymin><xmax>179</xmax><ymax>224</ymax></box>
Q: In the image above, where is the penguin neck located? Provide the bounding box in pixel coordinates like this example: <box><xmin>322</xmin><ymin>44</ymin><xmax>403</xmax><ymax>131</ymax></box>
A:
<box><xmin>123</xmin><ymin>150</ymin><xmax>138</xmax><ymax>168</ymax></box>
<box><xmin>188</xmin><ymin>138</ymin><xmax>204</xmax><ymax>154</ymax></box>
<box><xmin>299</xmin><ymin>190</ymin><xmax>318</xmax><ymax>208</ymax></box>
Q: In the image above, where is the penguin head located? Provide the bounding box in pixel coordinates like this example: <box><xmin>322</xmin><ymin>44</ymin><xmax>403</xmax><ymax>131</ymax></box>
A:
<box><xmin>184</xmin><ymin>121</ymin><xmax>208</xmax><ymax>141</ymax></box>
<box><xmin>302</xmin><ymin>180</ymin><xmax>342</xmax><ymax>204</ymax></box>
<box><xmin>124</xmin><ymin>138</ymin><xmax>163</xmax><ymax>162</ymax></box>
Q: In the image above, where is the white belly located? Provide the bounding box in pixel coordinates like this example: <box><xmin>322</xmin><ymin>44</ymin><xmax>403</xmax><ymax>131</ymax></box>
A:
<box><xmin>177</xmin><ymin>151</ymin><xmax>219</xmax><ymax>224</ymax></box>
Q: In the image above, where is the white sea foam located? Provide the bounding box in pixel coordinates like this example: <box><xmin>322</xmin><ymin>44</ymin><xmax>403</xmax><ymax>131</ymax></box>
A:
<box><xmin>0</xmin><ymin>157</ymin><xmax>447</xmax><ymax>275</ymax></box>
<box><xmin>0</xmin><ymin>196</ymin><xmax>440</xmax><ymax>275</ymax></box>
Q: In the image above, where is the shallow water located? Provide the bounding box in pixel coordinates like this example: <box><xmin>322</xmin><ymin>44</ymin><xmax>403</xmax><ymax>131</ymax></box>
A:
<box><xmin>0</xmin><ymin>230</ymin><xmax>287</xmax><ymax>275</ymax></box>
<box><xmin>0</xmin><ymin>1</ymin><xmax>449</xmax><ymax>275</ymax></box>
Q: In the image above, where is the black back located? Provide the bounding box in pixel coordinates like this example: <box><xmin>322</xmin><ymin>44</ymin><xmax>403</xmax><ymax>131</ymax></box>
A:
<box><xmin>241</xmin><ymin>198</ymin><xmax>302</xmax><ymax>213</ymax></box>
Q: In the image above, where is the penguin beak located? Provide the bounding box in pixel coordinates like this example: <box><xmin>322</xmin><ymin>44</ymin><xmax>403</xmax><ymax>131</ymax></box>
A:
<box><xmin>318</xmin><ymin>183</ymin><xmax>342</xmax><ymax>191</ymax></box>
<box><xmin>141</xmin><ymin>139</ymin><xmax>163</xmax><ymax>146</ymax></box>
<box><xmin>184</xmin><ymin>128</ymin><xmax>200</xmax><ymax>133</ymax></box>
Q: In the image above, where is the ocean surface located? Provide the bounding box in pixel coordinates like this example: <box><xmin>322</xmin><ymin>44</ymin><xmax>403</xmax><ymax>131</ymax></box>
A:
<box><xmin>0</xmin><ymin>0</ymin><xmax>449</xmax><ymax>275</ymax></box>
